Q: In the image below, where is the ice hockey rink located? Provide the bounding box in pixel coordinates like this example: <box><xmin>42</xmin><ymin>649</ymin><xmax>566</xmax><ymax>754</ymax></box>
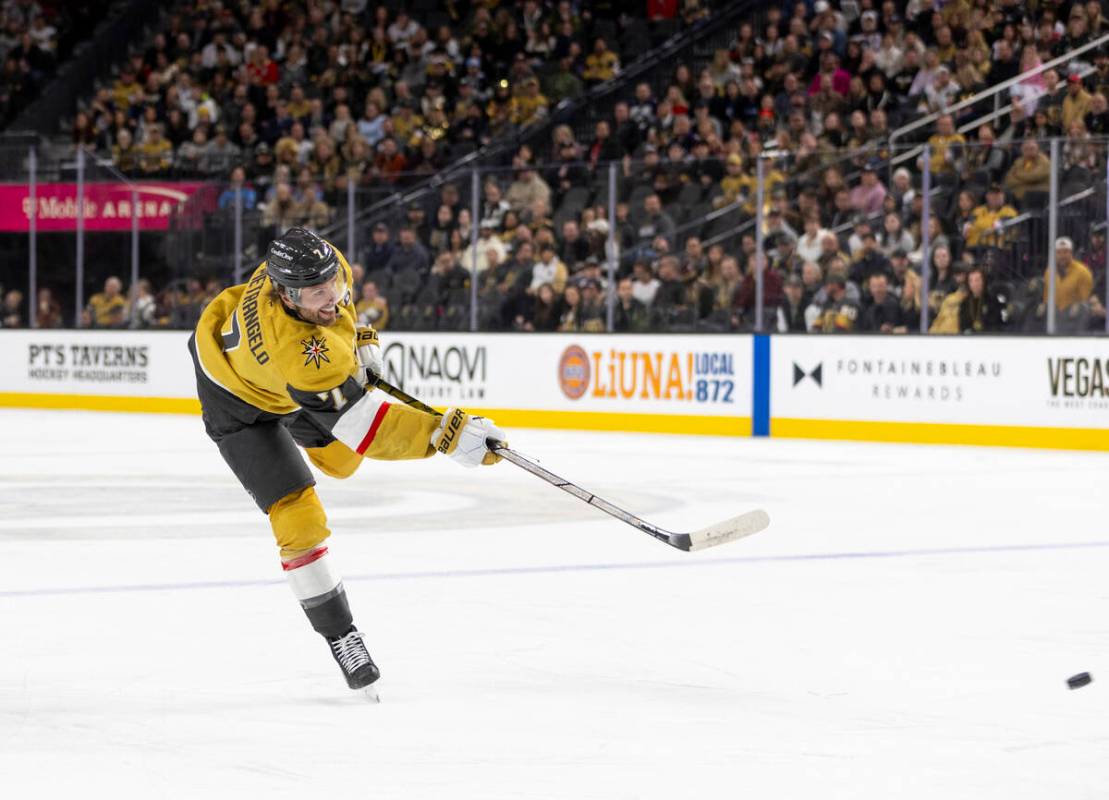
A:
<box><xmin>1</xmin><ymin>408</ymin><xmax>1106</xmax><ymax>799</ymax></box>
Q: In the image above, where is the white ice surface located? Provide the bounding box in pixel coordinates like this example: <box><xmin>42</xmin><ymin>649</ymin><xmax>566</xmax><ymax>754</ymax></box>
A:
<box><xmin>1</xmin><ymin>409</ymin><xmax>1107</xmax><ymax>799</ymax></box>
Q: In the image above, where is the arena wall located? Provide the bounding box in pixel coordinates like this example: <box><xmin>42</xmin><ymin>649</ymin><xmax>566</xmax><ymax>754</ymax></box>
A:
<box><xmin>1</xmin><ymin>331</ymin><xmax>1107</xmax><ymax>451</ymax></box>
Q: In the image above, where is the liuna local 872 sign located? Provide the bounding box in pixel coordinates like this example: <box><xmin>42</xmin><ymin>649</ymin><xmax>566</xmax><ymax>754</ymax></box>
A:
<box><xmin>555</xmin><ymin>337</ymin><xmax>750</xmax><ymax>414</ymax></box>
<box><xmin>774</xmin><ymin>336</ymin><xmax>1109</xmax><ymax>428</ymax></box>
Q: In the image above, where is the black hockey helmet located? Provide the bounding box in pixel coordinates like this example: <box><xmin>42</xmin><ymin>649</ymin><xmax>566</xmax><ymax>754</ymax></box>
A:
<box><xmin>266</xmin><ymin>227</ymin><xmax>340</xmax><ymax>289</ymax></box>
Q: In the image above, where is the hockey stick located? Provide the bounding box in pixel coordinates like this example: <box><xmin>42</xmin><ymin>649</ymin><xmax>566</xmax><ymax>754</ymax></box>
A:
<box><xmin>371</xmin><ymin>377</ymin><xmax>770</xmax><ymax>552</ymax></box>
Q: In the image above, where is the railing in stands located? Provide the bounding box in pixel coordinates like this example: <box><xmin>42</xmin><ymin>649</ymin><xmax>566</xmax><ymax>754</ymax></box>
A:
<box><xmin>887</xmin><ymin>31</ymin><xmax>1109</xmax><ymax>151</ymax></box>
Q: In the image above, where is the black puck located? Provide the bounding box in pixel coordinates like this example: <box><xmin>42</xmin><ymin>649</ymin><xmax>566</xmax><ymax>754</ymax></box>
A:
<box><xmin>1067</xmin><ymin>672</ymin><xmax>1093</xmax><ymax>690</ymax></box>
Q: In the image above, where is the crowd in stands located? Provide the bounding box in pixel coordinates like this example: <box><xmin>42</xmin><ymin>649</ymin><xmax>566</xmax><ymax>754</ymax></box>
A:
<box><xmin>70</xmin><ymin>0</ymin><xmax>704</xmax><ymax>187</ymax></box>
<box><xmin>0</xmin><ymin>0</ymin><xmax>110</xmax><ymax>127</ymax></box>
<box><xmin>7</xmin><ymin>0</ymin><xmax>1109</xmax><ymax>334</ymax></box>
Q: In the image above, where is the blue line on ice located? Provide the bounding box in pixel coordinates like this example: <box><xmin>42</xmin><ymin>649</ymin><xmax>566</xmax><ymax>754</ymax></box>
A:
<box><xmin>4</xmin><ymin>538</ymin><xmax>1109</xmax><ymax>599</ymax></box>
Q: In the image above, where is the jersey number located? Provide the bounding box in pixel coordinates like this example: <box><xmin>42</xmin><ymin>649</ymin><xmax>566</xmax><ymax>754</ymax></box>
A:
<box><xmin>221</xmin><ymin>313</ymin><xmax>242</xmax><ymax>352</ymax></box>
<box><xmin>318</xmin><ymin>387</ymin><xmax>349</xmax><ymax>411</ymax></box>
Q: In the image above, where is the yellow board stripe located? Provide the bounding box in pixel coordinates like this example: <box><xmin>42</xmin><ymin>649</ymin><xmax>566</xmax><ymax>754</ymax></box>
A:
<box><xmin>0</xmin><ymin>392</ymin><xmax>749</xmax><ymax>437</ymax></box>
<box><xmin>0</xmin><ymin>393</ymin><xmax>201</xmax><ymax>415</ymax></box>
<box><xmin>773</xmin><ymin>417</ymin><xmax>1109</xmax><ymax>451</ymax></box>
<box><xmin>455</xmin><ymin>408</ymin><xmax>750</xmax><ymax>437</ymax></box>
<box><xmin>8</xmin><ymin>391</ymin><xmax>1106</xmax><ymax>449</ymax></box>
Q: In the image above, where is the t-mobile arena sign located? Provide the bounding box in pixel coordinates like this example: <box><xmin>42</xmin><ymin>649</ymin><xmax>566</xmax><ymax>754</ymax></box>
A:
<box><xmin>0</xmin><ymin>181</ymin><xmax>207</xmax><ymax>231</ymax></box>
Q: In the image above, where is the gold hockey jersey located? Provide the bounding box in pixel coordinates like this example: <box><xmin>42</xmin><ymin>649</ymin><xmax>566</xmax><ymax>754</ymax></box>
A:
<box><xmin>193</xmin><ymin>259</ymin><xmax>440</xmax><ymax>460</ymax></box>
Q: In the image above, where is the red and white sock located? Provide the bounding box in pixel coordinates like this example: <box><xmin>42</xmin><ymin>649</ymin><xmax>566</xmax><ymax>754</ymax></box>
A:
<box><xmin>282</xmin><ymin>547</ymin><xmax>343</xmax><ymax>610</ymax></box>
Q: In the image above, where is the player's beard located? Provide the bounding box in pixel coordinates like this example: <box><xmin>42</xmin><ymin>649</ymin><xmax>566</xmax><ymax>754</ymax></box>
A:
<box><xmin>299</xmin><ymin>304</ymin><xmax>340</xmax><ymax>326</ymax></box>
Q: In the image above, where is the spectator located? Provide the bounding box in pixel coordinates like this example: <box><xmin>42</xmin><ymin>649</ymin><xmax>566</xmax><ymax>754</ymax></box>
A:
<box><xmin>86</xmin><ymin>276</ymin><xmax>127</xmax><ymax>328</ymax></box>
<box><xmin>922</xmin><ymin>114</ymin><xmax>964</xmax><ymax>177</ymax></box>
<box><xmin>530</xmin><ymin>243</ymin><xmax>568</xmax><ymax>293</ymax></box>
<box><xmin>363</xmin><ymin>223</ymin><xmax>394</xmax><ymax>271</ymax></box>
<box><xmin>860</xmin><ymin>273</ymin><xmax>903</xmax><ymax>333</ymax></box>
<box><xmin>510</xmin><ymin>76</ymin><xmax>549</xmax><ymax>126</ymax></box>
<box><xmin>529</xmin><ymin>283</ymin><xmax>562</xmax><ymax>331</ymax></box>
<box><xmin>588</xmin><ymin>119</ymin><xmax>623</xmax><ymax>167</ymax></box>
<box><xmin>136</xmin><ymin>124</ymin><xmax>173</xmax><ymax>175</ymax></box>
<box><xmin>128</xmin><ymin>279</ymin><xmax>157</xmax><ymax>329</ymax></box>
<box><xmin>1</xmin><ymin>288</ymin><xmax>23</xmax><ymax>327</ymax></box>
<box><xmin>560</xmin><ymin>219</ymin><xmax>592</xmax><ymax>267</ymax></box>
<box><xmin>811</xmin><ymin>273</ymin><xmax>861</xmax><ymax>334</ymax></box>
<box><xmin>576</xmin><ymin>279</ymin><xmax>607</xmax><ymax>332</ymax></box>
<box><xmin>652</xmin><ymin>256</ymin><xmax>691</xmax><ymax>324</ymax></box>
<box><xmin>1063</xmin><ymin>73</ymin><xmax>1093</xmax><ymax>131</ymax></box>
<box><xmin>800</xmin><ymin>261</ymin><xmax>825</xmax><ymax>302</ymax></box>
<box><xmin>112</xmin><ymin>128</ymin><xmax>137</xmax><ymax>173</ymax></box>
<box><xmin>462</xmin><ymin>222</ymin><xmax>508</xmax><ymax>274</ymax></box>
<box><xmin>385</xmin><ymin>226</ymin><xmax>432</xmax><ymax>277</ymax></box>
<box><xmin>879</xmin><ymin>212</ymin><xmax>915</xmax><ymax>257</ymax></box>
<box><xmin>34</xmin><ymin>287</ymin><xmax>62</xmax><ymax>328</ymax></box>
<box><xmin>796</xmin><ymin>214</ymin><xmax>831</xmax><ymax>264</ymax></box>
<box><xmin>929</xmin><ymin>266</ymin><xmax>969</xmax><ymax>335</ymax></box>
<box><xmin>582</xmin><ymin>38</ymin><xmax>619</xmax><ymax>85</ymax></box>
<box><xmin>928</xmin><ymin>245</ymin><xmax>958</xmax><ymax>311</ymax></box>
<box><xmin>1043</xmin><ymin>236</ymin><xmax>1093</xmax><ymax>324</ymax></box>
<box><xmin>636</xmin><ymin>193</ymin><xmax>677</xmax><ymax>250</ymax></box>
<box><xmin>848</xmin><ymin>161</ymin><xmax>887</xmax><ymax>216</ymax></box>
<box><xmin>631</xmin><ymin>260</ymin><xmax>660</xmax><ymax>307</ymax></box>
<box><xmin>735</xmin><ymin>253</ymin><xmax>782</xmax><ymax>330</ymax></box>
<box><xmin>356</xmin><ymin>281</ymin><xmax>390</xmax><ymax>329</ymax></box>
<box><xmin>505</xmin><ymin>168</ymin><xmax>552</xmax><ymax>214</ymax></box>
<box><xmin>176</xmin><ymin>128</ymin><xmax>208</xmax><ymax>175</ymax></box>
<box><xmin>426</xmin><ymin>205</ymin><xmax>457</xmax><ymax>255</ymax></box>
<box><xmin>889</xmin><ymin>250</ymin><xmax>921</xmax><ymax>324</ymax></box>
<box><xmin>218</xmin><ymin>166</ymin><xmax>258</xmax><ymax>211</ymax></box>
<box><xmin>1004</xmin><ymin>139</ymin><xmax>1051</xmax><ymax>201</ymax></box>
<box><xmin>202</xmin><ymin>126</ymin><xmax>241</xmax><ymax>176</ymax></box>
<box><xmin>613</xmin><ymin>277</ymin><xmax>649</xmax><ymax>332</ymax></box>
<box><xmin>963</xmin><ymin>184</ymin><xmax>1018</xmax><ymax>248</ymax></box>
<box><xmin>959</xmin><ymin>267</ymin><xmax>1004</xmax><ymax>333</ymax></box>
<box><xmin>479</xmin><ymin>180</ymin><xmax>510</xmax><ymax>229</ymax></box>
<box><xmin>262</xmin><ymin>182</ymin><xmax>301</xmax><ymax>234</ymax></box>
<box><xmin>849</xmin><ymin>231</ymin><xmax>892</xmax><ymax>288</ymax></box>
<box><xmin>557</xmin><ymin>283</ymin><xmax>584</xmax><ymax>331</ymax></box>
<box><xmin>777</xmin><ymin>275</ymin><xmax>808</xmax><ymax>333</ymax></box>
<box><xmin>922</xmin><ymin>65</ymin><xmax>960</xmax><ymax>114</ymax></box>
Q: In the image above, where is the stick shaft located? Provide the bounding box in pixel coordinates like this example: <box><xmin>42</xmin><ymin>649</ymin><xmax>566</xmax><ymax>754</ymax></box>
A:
<box><xmin>370</xmin><ymin>377</ymin><xmax>677</xmax><ymax>546</ymax></box>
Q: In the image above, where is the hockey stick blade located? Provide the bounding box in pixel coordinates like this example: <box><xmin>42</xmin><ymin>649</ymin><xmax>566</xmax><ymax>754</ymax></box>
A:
<box><xmin>669</xmin><ymin>509</ymin><xmax>771</xmax><ymax>552</ymax></box>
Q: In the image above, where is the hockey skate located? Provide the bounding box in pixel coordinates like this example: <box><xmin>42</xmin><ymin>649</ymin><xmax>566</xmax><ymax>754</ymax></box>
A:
<box><xmin>327</xmin><ymin>627</ymin><xmax>381</xmax><ymax>700</ymax></box>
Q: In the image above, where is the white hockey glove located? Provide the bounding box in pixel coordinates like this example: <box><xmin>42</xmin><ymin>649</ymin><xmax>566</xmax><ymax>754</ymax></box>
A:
<box><xmin>430</xmin><ymin>408</ymin><xmax>506</xmax><ymax>467</ymax></box>
<box><xmin>355</xmin><ymin>326</ymin><xmax>383</xmax><ymax>386</ymax></box>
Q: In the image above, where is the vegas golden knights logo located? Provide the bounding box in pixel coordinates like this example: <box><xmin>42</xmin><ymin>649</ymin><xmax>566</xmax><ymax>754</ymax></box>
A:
<box><xmin>301</xmin><ymin>336</ymin><xmax>331</xmax><ymax>369</ymax></box>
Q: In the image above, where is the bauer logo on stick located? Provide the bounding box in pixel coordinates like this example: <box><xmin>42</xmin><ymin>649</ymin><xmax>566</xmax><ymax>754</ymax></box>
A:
<box><xmin>558</xmin><ymin>345</ymin><xmax>591</xmax><ymax>399</ymax></box>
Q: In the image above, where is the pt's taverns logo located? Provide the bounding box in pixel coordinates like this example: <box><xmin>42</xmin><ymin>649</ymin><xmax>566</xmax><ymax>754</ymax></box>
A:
<box><xmin>301</xmin><ymin>335</ymin><xmax>330</xmax><ymax>369</ymax></box>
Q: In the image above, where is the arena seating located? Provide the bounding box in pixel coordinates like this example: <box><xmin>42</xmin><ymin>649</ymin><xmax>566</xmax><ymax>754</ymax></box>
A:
<box><xmin>2</xmin><ymin>0</ymin><xmax>1107</xmax><ymax>335</ymax></box>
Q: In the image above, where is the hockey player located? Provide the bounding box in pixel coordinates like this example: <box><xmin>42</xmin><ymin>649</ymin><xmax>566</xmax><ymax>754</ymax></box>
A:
<box><xmin>188</xmin><ymin>227</ymin><xmax>505</xmax><ymax>692</ymax></box>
